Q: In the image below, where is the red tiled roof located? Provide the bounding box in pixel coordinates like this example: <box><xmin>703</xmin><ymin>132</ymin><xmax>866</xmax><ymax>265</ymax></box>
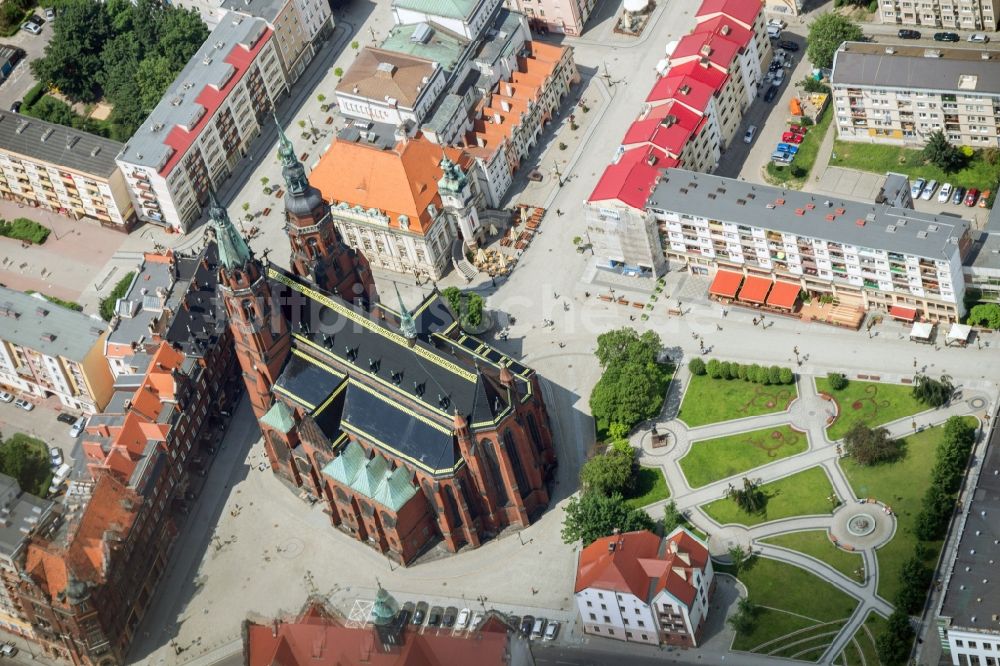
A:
<box><xmin>668</xmin><ymin>60</ymin><xmax>729</xmax><ymax>94</ymax></box>
<box><xmin>574</xmin><ymin>531</ymin><xmax>662</xmax><ymax>597</ymax></box>
<box><xmin>738</xmin><ymin>274</ymin><xmax>772</xmax><ymax>304</ymax></box>
<box><xmin>588</xmin><ymin>146</ymin><xmax>677</xmax><ymax>209</ymax></box>
<box><xmin>693</xmin><ymin>15</ymin><xmax>753</xmax><ymax>49</ymax></box>
<box><xmin>646</xmin><ymin>73</ymin><xmax>715</xmax><ymax>113</ymax></box>
<box><xmin>672</xmin><ymin>31</ymin><xmax>742</xmax><ymax>70</ymax></box>
<box><xmin>766</xmin><ymin>281</ymin><xmax>800</xmax><ymax>309</ymax></box>
<box><xmin>709</xmin><ymin>269</ymin><xmax>742</xmax><ymax>297</ymax></box>
<box><xmin>695</xmin><ymin>0</ymin><xmax>762</xmax><ymax>28</ymax></box>
<box><xmin>622</xmin><ymin>104</ymin><xmax>704</xmax><ymax>157</ymax></box>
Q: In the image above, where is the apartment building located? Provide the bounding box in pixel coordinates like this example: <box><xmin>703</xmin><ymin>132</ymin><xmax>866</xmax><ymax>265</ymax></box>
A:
<box><xmin>0</xmin><ymin>111</ymin><xmax>135</xmax><ymax>230</ymax></box>
<box><xmin>502</xmin><ymin>0</ymin><xmax>597</xmax><ymax>36</ymax></box>
<box><xmin>831</xmin><ymin>42</ymin><xmax>1000</xmax><ymax>147</ymax></box>
<box><xmin>116</xmin><ymin>15</ymin><xmax>288</xmax><ymax>232</ymax></box>
<box><xmin>308</xmin><ymin>124</ymin><xmax>482</xmax><ymax>280</ymax></box>
<box><xmin>0</xmin><ymin>288</ymin><xmax>114</xmax><ymax>412</ymax></box>
<box><xmin>335</xmin><ymin>48</ymin><xmax>447</xmax><ymax>130</ymax></box>
<box><xmin>936</xmin><ymin>409</ymin><xmax>998</xmax><ymax>666</ymax></box>
<box><xmin>879</xmin><ymin>0</ymin><xmax>996</xmax><ymax>32</ymax></box>
<box><xmin>575</xmin><ymin>529</ymin><xmax>714</xmax><ymax>647</ymax></box>
<box><xmin>219</xmin><ymin>0</ymin><xmax>333</xmax><ymax>82</ymax></box>
<box><xmin>646</xmin><ymin>169</ymin><xmax>972</xmax><ymax>321</ymax></box>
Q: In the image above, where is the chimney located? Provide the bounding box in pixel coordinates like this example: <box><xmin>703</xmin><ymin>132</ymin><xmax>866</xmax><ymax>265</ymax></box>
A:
<box><xmin>272</xmin><ymin>619</ymin><xmax>279</xmax><ymax>637</ymax></box>
<box><xmin>493</xmin><ymin>113</ymin><xmax>501</xmax><ymax>124</ymax></box>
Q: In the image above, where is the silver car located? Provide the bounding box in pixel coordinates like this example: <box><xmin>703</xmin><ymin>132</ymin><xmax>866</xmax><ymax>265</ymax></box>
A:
<box><xmin>920</xmin><ymin>180</ymin><xmax>938</xmax><ymax>200</ymax></box>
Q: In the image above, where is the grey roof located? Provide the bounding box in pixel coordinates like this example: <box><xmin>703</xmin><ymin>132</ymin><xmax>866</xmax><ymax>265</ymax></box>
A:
<box><xmin>219</xmin><ymin>0</ymin><xmax>283</xmax><ymax>23</ymax></box>
<box><xmin>107</xmin><ymin>261</ymin><xmax>171</xmax><ymax>349</ymax></box>
<box><xmin>939</xmin><ymin>417</ymin><xmax>1000</xmax><ymax>630</ymax></box>
<box><xmin>381</xmin><ymin>22</ymin><xmax>469</xmax><ymax>74</ymax></box>
<box><xmin>117</xmin><ymin>15</ymin><xmax>271</xmax><ymax>171</ymax></box>
<box><xmin>473</xmin><ymin>9</ymin><xmax>526</xmax><ymax>68</ymax></box>
<box><xmin>964</xmin><ymin>230</ymin><xmax>1000</xmax><ymax>272</ymax></box>
<box><xmin>831</xmin><ymin>41</ymin><xmax>1000</xmax><ymax>95</ymax></box>
<box><xmin>0</xmin><ymin>109</ymin><xmax>123</xmax><ymax>177</ymax></box>
<box><xmin>337</xmin><ymin>120</ymin><xmax>400</xmax><ymax>150</ymax></box>
<box><xmin>986</xmin><ymin>202</ymin><xmax>1000</xmax><ymax>234</ymax></box>
<box><xmin>646</xmin><ymin>169</ymin><xmax>970</xmax><ymax>260</ymax></box>
<box><xmin>876</xmin><ymin>173</ymin><xmax>913</xmax><ymax>209</ymax></box>
<box><xmin>0</xmin><ymin>287</ymin><xmax>106</xmax><ymax>361</ymax></box>
<box><xmin>0</xmin><ymin>473</ymin><xmax>54</xmax><ymax>559</ymax></box>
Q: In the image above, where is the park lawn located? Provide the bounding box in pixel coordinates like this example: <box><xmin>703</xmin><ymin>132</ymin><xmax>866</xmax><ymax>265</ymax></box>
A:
<box><xmin>680</xmin><ymin>424</ymin><xmax>808</xmax><ymax>488</ymax></box>
<box><xmin>730</xmin><ymin>557</ymin><xmax>859</xmax><ymax>652</ymax></box>
<box><xmin>837</xmin><ymin>611</ymin><xmax>889</xmax><ymax>666</ymax></box>
<box><xmin>765</xmin><ymin>104</ymin><xmax>833</xmax><ymax>187</ymax></box>
<box><xmin>840</xmin><ymin>418</ymin><xmax>977</xmax><ymax>601</ymax></box>
<box><xmin>623</xmin><ymin>466</ymin><xmax>670</xmax><ymax>509</ymax></box>
<box><xmin>830</xmin><ymin>140</ymin><xmax>1000</xmax><ymax>192</ymax></box>
<box><xmin>701</xmin><ymin>466</ymin><xmax>836</xmax><ymax>527</ymax></box>
<box><xmin>815</xmin><ymin>377</ymin><xmax>926</xmax><ymax>440</ymax></box>
<box><xmin>677</xmin><ymin>374</ymin><xmax>797</xmax><ymax>428</ymax></box>
<box><xmin>760</xmin><ymin>530</ymin><xmax>863</xmax><ymax>580</ymax></box>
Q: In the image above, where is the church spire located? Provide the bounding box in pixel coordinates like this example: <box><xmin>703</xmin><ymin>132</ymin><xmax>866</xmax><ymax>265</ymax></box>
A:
<box><xmin>395</xmin><ymin>284</ymin><xmax>417</xmax><ymax>341</ymax></box>
<box><xmin>274</xmin><ymin>114</ymin><xmax>309</xmax><ymax>195</ymax></box>
<box><xmin>207</xmin><ymin>190</ymin><xmax>252</xmax><ymax>270</ymax></box>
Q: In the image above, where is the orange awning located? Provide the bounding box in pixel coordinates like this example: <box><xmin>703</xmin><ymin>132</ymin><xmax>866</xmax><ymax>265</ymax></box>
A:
<box><xmin>708</xmin><ymin>270</ymin><xmax>742</xmax><ymax>298</ymax></box>
<box><xmin>890</xmin><ymin>306</ymin><xmax>917</xmax><ymax>322</ymax></box>
<box><xmin>738</xmin><ymin>275</ymin><xmax>772</xmax><ymax>304</ymax></box>
<box><xmin>766</xmin><ymin>281</ymin><xmax>800</xmax><ymax>309</ymax></box>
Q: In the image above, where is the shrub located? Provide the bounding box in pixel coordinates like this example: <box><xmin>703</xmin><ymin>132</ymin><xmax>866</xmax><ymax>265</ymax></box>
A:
<box><xmin>778</xmin><ymin>367</ymin><xmax>794</xmax><ymax>385</ymax></box>
<box><xmin>99</xmin><ymin>272</ymin><xmax>136</xmax><ymax>321</ymax></box>
<box><xmin>688</xmin><ymin>358</ymin><xmax>706</xmax><ymax>376</ymax></box>
<box><xmin>968</xmin><ymin>303</ymin><xmax>1000</xmax><ymax>329</ymax></box>
<box><xmin>827</xmin><ymin>372</ymin><xmax>848</xmax><ymax>391</ymax></box>
<box><xmin>0</xmin><ymin>217</ymin><xmax>50</xmax><ymax>244</ymax></box>
<box><xmin>767</xmin><ymin>365</ymin><xmax>783</xmax><ymax>385</ymax></box>
<box><xmin>334</xmin><ymin>67</ymin><xmax>343</xmax><ymax>77</ymax></box>
<box><xmin>706</xmin><ymin>359</ymin><xmax>722</xmax><ymax>379</ymax></box>
<box><xmin>737</xmin><ymin>363</ymin><xmax>749</xmax><ymax>381</ymax></box>
<box><xmin>22</xmin><ymin>81</ymin><xmax>46</xmax><ymax>109</ymax></box>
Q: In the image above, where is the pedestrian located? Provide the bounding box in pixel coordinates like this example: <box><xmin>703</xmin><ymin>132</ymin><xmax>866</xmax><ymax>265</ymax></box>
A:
<box><xmin>716</xmin><ymin>324</ymin><xmax>723</xmax><ymax>331</ymax></box>
<box><xmin>629</xmin><ymin>315</ymin><xmax>635</xmax><ymax>321</ymax></box>
<box><xmin>752</xmin><ymin>317</ymin><xmax>759</xmax><ymax>326</ymax></box>
<box><xmin>585</xmin><ymin>291</ymin><xmax>590</xmax><ymax>297</ymax></box>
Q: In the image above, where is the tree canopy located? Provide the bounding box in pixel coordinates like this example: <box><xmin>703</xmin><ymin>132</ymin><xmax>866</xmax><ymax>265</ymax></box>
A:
<box><xmin>912</xmin><ymin>373</ymin><xmax>954</xmax><ymax>408</ymax></box>
<box><xmin>968</xmin><ymin>303</ymin><xmax>1000</xmax><ymax>329</ymax></box>
<box><xmin>30</xmin><ymin>0</ymin><xmax>208</xmax><ymax>139</ymax></box>
<box><xmin>922</xmin><ymin>131</ymin><xmax>966</xmax><ymax>173</ymax></box>
<box><xmin>560</xmin><ymin>491</ymin><xmax>655</xmax><ymax>546</ymax></box>
<box><xmin>0</xmin><ymin>434</ymin><xmax>53</xmax><ymax>497</ymax></box>
<box><xmin>726</xmin><ymin>477</ymin><xmax>766</xmax><ymax>514</ymax></box>
<box><xmin>594</xmin><ymin>327</ymin><xmax>662</xmax><ymax>368</ymax></box>
<box><xmin>807</xmin><ymin>14</ymin><xmax>863</xmax><ymax>69</ymax></box>
<box><xmin>876</xmin><ymin>610</ymin><xmax>915</xmax><ymax>665</ymax></box>
<box><xmin>589</xmin><ymin>328</ymin><xmax>671</xmax><ymax>436</ymax></box>
<box><xmin>843</xmin><ymin>423</ymin><xmax>900</xmax><ymax>466</ymax></box>
<box><xmin>579</xmin><ymin>445</ymin><xmax>635</xmax><ymax>496</ymax></box>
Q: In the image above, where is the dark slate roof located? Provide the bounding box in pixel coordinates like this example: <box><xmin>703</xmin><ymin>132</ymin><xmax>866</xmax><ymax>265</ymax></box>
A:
<box><xmin>164</xmin><ymin>243</ymin><xmax>228</xmax><ymax>356</ymax></box>
<box><xmin>274</xmin><ymin>351</ymin><xmax>346</xmax><ymax>410</ymax></box>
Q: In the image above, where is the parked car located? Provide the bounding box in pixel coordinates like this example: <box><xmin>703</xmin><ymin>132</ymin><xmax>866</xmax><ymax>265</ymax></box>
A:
<box><xmin>44</xmin><ymin>7</ymin><xmax>55</xmax><ymax>20</ymax></box>
<box><xmin>13</xmin><ymin>398</ymin><xmax>33</xmax><ymax>411</ymax></box>
<box><xmin>69</xmin><ymin>416</ymin><xmax>87</xmax><ymax>438</ymax></box>
<box><xmin>767</xmin><ymin>25</ymin><xmax>781</xmax><ymax>40</ymax></box>
<box><xmin>9</xmin><ymin>101</ymin><xmax>21</xmax><ymax>113</ymax></box>
<box><xmin>412</xmin><ymin>604</ymin><xmax>427</xmax><ymax>625</ymax></box>
<box><xmin>897</xmin><ymin>29</ymin><xmax>921</xmax><ymax>39</ymax></box>
<box><xmin>427</xmin><ymin>607</ymin><xmax>442</xmax><ymax>627</ymax></box>
<box><xmin>56</xmin><ymin>412</ymin><xmax>76</xmax><ymax>424</ymax></box>
<box><xmin>767</xmin><ymin>18</ymin><xmax>786</xmax><ymax>29</ymax></box>
<box><xmin>938</xmin><ymin>182</ymin><xmax>953</xmax><ymax>203</ymax></box>
<box><xmin>0</xmin><ymin>391</ymin><xmax>13</xmax><ymax>403</ymax></box>
<box><xmin>442</xmin><ymin>610</ymin><xmax>456</xmax><ymax>628</ymax></box>
<box><xmin>968</xmin><ymin>33</ymin><xmax>990</xmax><ymax>43</ymax></box>
<box><xmin>777</xmin><ymin>40</ymin><xmax>799</xmax><ymax>51</ymax></box>
<box><xmin>49</xmin><ymin>447</ymin><xmax>63</xmax><ymax>467</ymax></box>
<box><xmin>776</xmin><ymin>143</ymin><xmax>799</xmax><ymax>154</ymax></box>
<box><xmin>456</xmin><ymin>608</ymin><xmax>471</xmax><ymax>630</ymax></box>
<box><xmin>952</xmin><ymin>186</ymin><xmax>966</xmax><ymax>205</ymax></box>
<box><xmin>29</xmin><ymin>14</ymin><xmax>44</xmax><ymax>24</ymax></box>
<box><xmin>544</xmin><ymin>621</ymin><xmax>561</xmax><ymax>641</ymax></box>
<box><xmin>771</xmin><ymin>149</ymin><xmax>794</xmax><ymax>164</ymax></box>
<box><xmin>980</xmin><ymin>190</ymin><xmax>991</xmax><ymax>207</ymax></box>
<box><xmin>0</xmin><ymin>643</ymin><xmax>18</xmax><ymax>657</ymax></box>
<box><xmin>934</xmin><ymin>32</ymin><xmax>960</xmax><ymax>42</ymax></box>
<box><xmin>531</xmin><ymin>617</ymin><xmax>547</xmax><ymax>639</ymax></box>
<box><xmin>743</xmin><ymin>125</ymin><xmax>757</xmax><ymax>144</ymax></box>
<box><xmin>910</xmin><ymin>178</ymin><xmax>927</xmax><ymax>199</ymax></box>
<box><xmin>763</xmin><ymin>85</ymin><xmax>779</xmax><ymax>102</ymax></box>
<box><xmin>770</xmin><ymin>69</ymin><xmax>785</xmax><ymax>86</ymax></box>
<box><xmin>965</xmin><ymin>188</ymin><xmax>980</xmax><ymax>206</ymax></box>
<box><xmin>788</xmin><ymin>124</ymin><xmax>807</xmax><ymax>135</ymax></box>
<box><xmin>920</xmin><ymin>179</ymin><xmax>938</xmax><ymax>200</ymax></box>
<box><xmin>396</xmin><ymin>609</ymin><xmax>411</xmax><ymax>626</ymax></box>
<box><xmin>471</xmin><ymin>611</ymin><xmax>484</xmax><ymax>629</ymax></box>
<box><xmin>781</xmin><ymin>132</ymin><xmax>803</xmax><ymax>144</ymax></box>
<box><xmin>520</xmin><ymin>616</ymin><xmax>535</xmax><ymax>637</ymax></box>
<box><xmin>20</xmin><ymin>21</ymin><xmax>41</xmax><ymax>35</ymax></box>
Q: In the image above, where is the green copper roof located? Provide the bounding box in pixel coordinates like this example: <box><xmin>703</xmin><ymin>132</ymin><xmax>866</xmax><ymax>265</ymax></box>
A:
<box><xmin>260</xmin><ymin>401</ymin><xmax>296</xmax><ymax>434</ymax></box>
<box><xmin>322</xmin><ymin>441</ymin><xmax>418</xmax><ymax>512</ymax></box>
<box><xmin>275</xmin><ymin>114</ymin><xmax>309</xmax><ymax>195</ymax></box>
<box><xmin>392</xmin><ymin>0</ymin><xmax>477</xmax><ymax>20</ymax></box>
<box><xmin>371</xmin><ymin>585</ymin><xmax>399</xmax><ymax>626</ymax></box>
<box><xmin>207</xmin><ymin>190</ymin><xmax>252</xmax><ymax>270</ymax></box>
<box><xmin>381</xmin><ymin>23</ymin><xmax>467</xmax><ymax>72</ymax></box>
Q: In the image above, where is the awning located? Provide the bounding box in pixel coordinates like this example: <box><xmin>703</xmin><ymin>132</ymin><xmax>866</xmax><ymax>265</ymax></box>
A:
<box><xmin>910</xmin><ymin>322</ymin><xmax>934</xmax><ymax>340</ymax></box>
<box><xmin>709</xmin><ymin>269</ymin><xmax>742</xmax><ymax>298</ymax></box>
<box><xmin>890</xmin><ymin>306</ymin><xmax>917</xmax><ymax>322</ymax></box>
<box><xmin>738</xmin><ymin>275</ymin><xmax>772</xmax><ymax>304</ymax></box>
<box><xmin>947</xmin><ymin>323</ymin><xmax>972</xmax><ymax>343</ymax></box>
<box><xmin>766</xmin><ymin>281</ymin><xmax>800</xmax><ymax>309</ymax></box>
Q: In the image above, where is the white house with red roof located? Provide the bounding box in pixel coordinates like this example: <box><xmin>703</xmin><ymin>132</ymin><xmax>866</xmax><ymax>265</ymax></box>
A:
<box><xmin>574</xmin><ymin>528</ymin><xmax>714</xmax><ymax>648</ymax></box>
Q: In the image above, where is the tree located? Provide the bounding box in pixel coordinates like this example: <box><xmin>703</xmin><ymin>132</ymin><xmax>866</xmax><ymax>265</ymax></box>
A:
<box><xmin>561</xmin><ymin>492</ymin><xmax>655</xmax><ymax>546</ymax></box>
<box><xmin>827</xmin><ymin>372</ymin><xmax>848</xmax><ymax>391</ymax></box>
<box><xmin>726</xmin><ymin>477</ymin><xmax>766</xmax><ymax>514</ymax></box>
<box><xmin>30</xmin><ymin>0</ymin><xmax>110</xmax><ymax>102</ymax></box>
<box><xmin>806</xmin><ymin>14</ymin><xmax>863</xmax><ymax>69</ymax></box>
<box><xmin>594</xmin><ymin>328</ymin><xmax>661</xmax><ymax>368</ymax></box>
<box><xmin>968</xmin><ymin>303</ymin><xmax>1000</xmax><ymax>329</ymax></box>
<box><xmin>778</xmin><ymin>367</ymin><xmax>794</xmax><ymax>385</ymax></box>
<box><xmin>707</xmin><ymin>358</ymin><xmax>722</xmax><ymax>379</ymax></box>
<box><xmin>152</xmin><ymin>4</ymin><xmax>209</xmax><ymax>70</ymax></box>
<box><xmin>334</xmin><ymin>67</ymin><xmax>344</xmax><ymax>78</ymax></box>
<box><xmin>662</xmin><ymin>500</ymin><xmax>683</xmax><ymax>533</ymax></box>
<box><xmin>728</xmin><ymin>597</ymin><xmax>759</xmax><ymax>634</ymax></box>
<box><xmin>580</xmin><ymin>447</ymin><xmax>634</xmax><ymax>496</ymax></box>
<box><xmin>916</xmin><ymin>483</ymin><xmax>954</xmax><ymax>540</ymax></box>
<box><xmin>876</xmin><ymin>609</ymin><xmax>915</xmax><ymax>666</ymax></box>
<box><xmin>0</xmin><ymin>434</ymin><xmax>53</xmax><ymax>497</ymax></box>
<box><xmin>590</xmin><ymin>362</ymin><xmax>668</xmax><ymax>435</ymax></box>
<box><xmin>912</xmin><ymin>373</ymin><xmax>954</xmax><ymax>408</ymax></box>
<box><xmin>843</xmin><ymin>423</ymin><xmax>900</xmax><ymax>465</ymax></box>
<box><xmin>922</xmin><ymin>130</ymin><xmax>966</xmax><ymax>173</ymax></box>
<box><xmin>688</xmin><ymin>357</ymin><xmax>706</xmax><ymax>376</ymax></box>
<box><xmin>135</xmin><ymin>55</ymin><xmax>177</xmax><ymax>112</ymax></box>
<box><xmin>895</xmin><ymin>553</ymin><xmax>932</xmax><ymax>613</ymax></box>
<box><xmin>728</xmin><ymin>545</ymin><xmax>748</xmax><ymax>574</ymax></box>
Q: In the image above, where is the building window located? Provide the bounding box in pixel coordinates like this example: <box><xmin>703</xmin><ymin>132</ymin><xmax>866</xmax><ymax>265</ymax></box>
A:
<box><xmin>589</xmin><ymin>613</ymin><xmax>596</xmax><ymax>620</ymax></box>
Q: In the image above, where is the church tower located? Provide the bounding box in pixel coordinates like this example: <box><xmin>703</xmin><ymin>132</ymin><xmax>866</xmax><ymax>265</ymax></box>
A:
<box><xmin>276</xmin><ymin>117</ymin><xmax>377</xmax><ymax>306</ymax></box>
<box><xmin>438</xmin><ymin>155</ymin><xmax>481</xmax><ymax>249</ymax></box>
<box><xmin>212</xmin><ymin>191</ymin><xmax>291</xmax><ymax>423</ymax></box>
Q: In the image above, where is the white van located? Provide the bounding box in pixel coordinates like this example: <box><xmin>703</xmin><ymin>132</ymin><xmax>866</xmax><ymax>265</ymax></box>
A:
<box><xmin>49</xmin><ymin>463</ymin><xmax>70</xmax><ymax>495</ymax></box>
<box><xmin>767</xmin><ymin>25</ymin><xmax>782</xmax><ymax>40</ymax></box>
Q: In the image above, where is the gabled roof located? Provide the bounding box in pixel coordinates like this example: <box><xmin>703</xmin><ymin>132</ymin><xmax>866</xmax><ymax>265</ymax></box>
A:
<box><xmin>588</xmin><ymin>145</ymin><xmax>678</xmax><ymax>209</ymax></box>
<box><xmin>322</xmin><ymin>441</ymin><xmax>418</xmax><ymax>512</ymax></box>
<box><xmin>695</xmin><ymin>0</ymin><xmax>762</xmax><ymax>28</ymax></box>
<box><xmin>261</xmin><ymin>401</ymin><xmax>296</xmax><ymax>434</ymax></box>
<box><xmin>392</xmin><ymin>0</ymin><xmax>480</xmax><ymax>20</ymax></box>
<box><xmin>693</xmin><ymin>15</ymin><xmax>753</xmax><ymax>49</ymax></box>
<box><xmin>337</xmin><ymin>47</ymin><xmax>439</xmax><ymax>109</ymax></box>
<box><xmin>645</xmin><ymin>72</ymin><xmax>718</xmax><ymax>114</ymax></box>
<box><xmin>622</xmin><ymin>104</ymin><xmax>704</xmax><ymax>157</ymax></box>
<box><xmin>672</xmin><ymin>31</ymin><xmax>742</xmax><ymax>71</ymax></box>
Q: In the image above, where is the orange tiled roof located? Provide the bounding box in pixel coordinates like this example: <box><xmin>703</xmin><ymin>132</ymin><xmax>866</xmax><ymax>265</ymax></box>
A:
<box><xmin>23</xmin><ymin>546</ymin><xmax>68</xmax><ymax>603</ymax></box>
<box><xmin>67</xmin><ymin>474</ymin><xmax>139</xmax><ymax>584</ymax></box>
<box><xmin>309</xmin><ymin>134</ymin><xmax>467</xmax><ymax>236</ymax></box>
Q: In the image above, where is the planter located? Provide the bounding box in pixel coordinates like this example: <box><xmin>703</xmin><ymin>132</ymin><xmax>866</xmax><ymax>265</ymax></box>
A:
<box><xmin>459</xmin><ymin>309</ymin><xmax>494</xmax><ymax>336</ymax></box>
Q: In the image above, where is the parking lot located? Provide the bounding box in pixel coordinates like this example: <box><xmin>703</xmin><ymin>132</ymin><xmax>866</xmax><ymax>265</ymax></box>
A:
<box><xmin>0</xmin><ymin>11</ymin><xmax>53</xmax><ymax>111</ymax></box>
<box><xmin>0</xmin><ymin>396</ymin><xmax>85</xmax><ymax>487</ymax></box>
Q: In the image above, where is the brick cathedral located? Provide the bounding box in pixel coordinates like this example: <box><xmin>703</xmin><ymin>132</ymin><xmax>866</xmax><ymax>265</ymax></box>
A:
<box><xmin>214</xmin><ymin>122</ymin><xmax>557</xmax><ymax>564</ymax></box>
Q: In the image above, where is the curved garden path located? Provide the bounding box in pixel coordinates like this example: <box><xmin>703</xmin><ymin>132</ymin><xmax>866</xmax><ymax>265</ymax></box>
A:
<box><xmin>632</xmin><ymin>366</ymin><xmax>988</xmax><ymax>664</ymax></box>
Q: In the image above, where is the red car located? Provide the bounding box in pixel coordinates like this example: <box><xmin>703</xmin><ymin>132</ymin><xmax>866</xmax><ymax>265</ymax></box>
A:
<box><xmin>788</xmin><ymin>125</ymin><xmax>807</xmax><ymax>135</ymax></box>
<box><xmin>964</xmin><ymin>188</ymin><xmax>980</xmax><ymax>206</ymax></box>
<box><xmin>781</xmin><ymin>132</ymin><xmax>804</xmax><ymax>144</ymax></box>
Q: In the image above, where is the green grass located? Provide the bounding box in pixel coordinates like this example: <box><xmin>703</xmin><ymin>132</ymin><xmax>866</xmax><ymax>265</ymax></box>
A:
<box><xmin>0</xmin><ymin>218</ymin><xmax>51</xmax><ymax>244</ymax></box>
<box><xmin>677</xmin><ymin>374</ymin><xmax>797</xmax><ymax>427</ymax></box>
<box><xmin>815</xmin><ymin>377</ymin><xmax>926</xmax><ymax>440</ymax></box>
<box><xmin>837</xmin><ymin>611</ymin><xmax>889</xmax><ymax>666</ymax></box>
<box><xmin>25</xmin><ymin>291</ymin><xmax>83</xmax><ymax>312</ymax></box>
<box><xmin>623</xmin><ymin>466</ymin><xmax>670</xmax><ymax>509</ymax></box>
<box><xmin>830</xmin><ymin>140</ymin><xmax>1000</xmax><ymax>192</ymax></box>
<box><xmin>760</xmin><ymin>530</ymin><xmax>863</xmax><ymax>580</ymax></box>
<box><xmin>765</xmin><ymin>104</ymin><xmax>833</xmax><ymax>187</ymax></box>
<box><xmin>701</xmin><ymin>466</ymin><xmax>836</xmax><ymax>527</ymax></box>
<box><xmin>729</xmin><ymin>557</ymin><xmax>859</xmax><ymax>653</ymax></box>
<box><xmin>840</xmin><ymin>417</ymin><xmax>977</xmax><ymax>601</ymax></box>
<box><xmin>680</xmin><ymin>424</ymin><xmax>808</xmax><ymax>488</ymax></box>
